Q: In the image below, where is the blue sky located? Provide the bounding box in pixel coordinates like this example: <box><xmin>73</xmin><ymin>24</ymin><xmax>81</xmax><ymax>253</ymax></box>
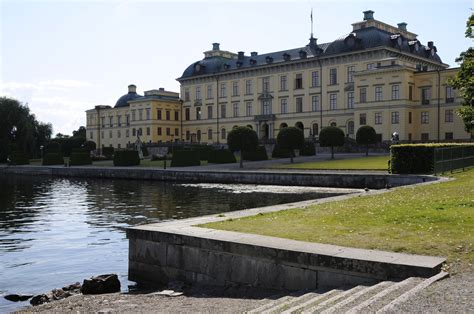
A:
<box><xmin>1</xmin><ymin>0</ymin><xmax>472</xmax><ymax>135</ymax></box>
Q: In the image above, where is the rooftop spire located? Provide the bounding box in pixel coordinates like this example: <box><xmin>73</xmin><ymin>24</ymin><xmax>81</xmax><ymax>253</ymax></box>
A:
<box><xmin>310</xmin><ymin>8</ymin><xmax>314</xmax><ymax>38</ymax></box>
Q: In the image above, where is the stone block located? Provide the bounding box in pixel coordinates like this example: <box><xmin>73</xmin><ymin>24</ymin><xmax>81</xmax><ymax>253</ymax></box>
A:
<box><xmin>318</xmin><ymin>270</ymin><xmax>377</xmax><ymax>289</ymax></box>
<box><xmin>230</xmin><ymin>255</ymin><xmax>258</xmax><ymax>285</ymax></box>
<box><xmin>278</xmin><ymin>264</ymin><xmax>317</xmax><ymax>291</ymax></box>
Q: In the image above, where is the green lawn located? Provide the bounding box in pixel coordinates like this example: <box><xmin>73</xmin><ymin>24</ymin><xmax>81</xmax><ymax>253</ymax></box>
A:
<box><xmin>274</xmin><ymin>155</ymin><xmax>390</xmax><ymax>170</ymax></box>
<box><xmin>202</xmin><ymin>168</ymin><xmax>474</xmax><ymax>271</ymax></box>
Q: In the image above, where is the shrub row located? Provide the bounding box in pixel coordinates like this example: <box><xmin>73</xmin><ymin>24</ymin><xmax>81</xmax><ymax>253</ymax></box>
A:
<box><xmin>299</xmin><ymin>141</ymin><xmax>316</xmax><ymax>156</ymax></box>
<box><xmin>102</xmin><ymin>147</ymin><xmax>114</xmax><ymax>159</ymax></box>
<box><xmin>69</xmin><ymin>151</ymin><xmax>92</xmax><ymax>166</ymax></box>
<box><xmin>9</xmin><ymin>151</ymin><xmax>29</xmax><ymax>165</ymax></box>
<box><xmin>271</xmin><ymin>144</ymin><xmax>291</xmax><ymax>158</ymax></box>
<box><xmin>42</xmin><ymin>153</ymin><xmax>64</xmax><ymax>166</ymax></box>
<box><xmin>113</xmin><ymin>150</ymin><xmax>140</xmax><ymax>166</ymax></box>
<box><xmin>170</xmin><ymin>150</ymin><xmax>200</xmax><ymax>167</ymax></box>
<box><xmin>208</xmin><ymin>149</ymin><xmax>236</xmax><ymax>164</ymax></box>
<box><xmin>242</xmin><ymin>146</ymin><xmax>268</xmax><ymax>161</ymax></box>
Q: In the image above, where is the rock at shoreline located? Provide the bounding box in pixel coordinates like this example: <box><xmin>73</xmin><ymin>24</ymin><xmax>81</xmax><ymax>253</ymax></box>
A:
<box><xmin>52</xmin><ymin>288</ymin><xmax>72</xmax><ymax>300</ymax></box>
<box><xmin>4</xmin><ymin>294</ymin><xmax>33</xmax><ymax>302</ymax></box>
<box><xmin>81</xmin><ymin>274</ymin><xmax>121</xmax><ymax>295</ymax></box>
<box><xmin>30</xmin><ymin>294</ymin><xmax>50</xmax><ymax>306</ymax></box>
<box><xmin>62</xmin><ymin>282</ymin><xmax>81</xmax><ymax>292</ymax></box>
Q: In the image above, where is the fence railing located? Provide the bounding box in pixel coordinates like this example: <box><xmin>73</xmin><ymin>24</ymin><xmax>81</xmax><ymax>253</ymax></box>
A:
<box><xmin>433</xmin><ymin>146</ymin><xmax>474</xmax><ymax>174</ymax></box>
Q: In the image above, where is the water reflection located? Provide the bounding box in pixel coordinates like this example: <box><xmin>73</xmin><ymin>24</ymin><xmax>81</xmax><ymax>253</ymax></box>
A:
<box><xmin>0</xmin><ymin>174</ymin><xmax>347</xmax><ymax>312</ymax></box>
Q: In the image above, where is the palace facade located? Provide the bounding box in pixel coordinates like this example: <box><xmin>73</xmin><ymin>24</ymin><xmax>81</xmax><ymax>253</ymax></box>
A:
<box><xmin>86</xmin><ymin>10</ymin><xmax>470</xmax><ymax>149</ymax></box>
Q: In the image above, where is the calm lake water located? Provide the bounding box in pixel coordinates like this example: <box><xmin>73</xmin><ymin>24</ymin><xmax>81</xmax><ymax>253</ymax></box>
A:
<box><xmin>0</xmin><ymin>174</ymin><xmax>347</xmax><ymax>312</ymax></box>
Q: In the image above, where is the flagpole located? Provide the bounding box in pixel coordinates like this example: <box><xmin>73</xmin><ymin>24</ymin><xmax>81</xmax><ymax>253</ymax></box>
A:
<box><xmin>311</xmin><ymin>8</ymin><xmax>313</xmax><ymax>38</ymax></box>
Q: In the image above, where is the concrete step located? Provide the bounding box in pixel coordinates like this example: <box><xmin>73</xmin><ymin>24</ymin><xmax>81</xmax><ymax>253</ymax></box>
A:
<box><xmin>280</xmin><ymin>289</ymin><xmax>342</xmax><ymax>314</ymax></box>
<box><xmin>301</xmin><ymin>285</ymin><xmax>366</xmax><ymax>313</ymax></box>
<box><xmin>263</xmin><ymin>290</ymin><xmax>338</xmax><ymax>313</ymax></box>
<box><xmin>247</xmin><ymin>290</ymin><xmax>307</xmax><ymax>314</ymax></box>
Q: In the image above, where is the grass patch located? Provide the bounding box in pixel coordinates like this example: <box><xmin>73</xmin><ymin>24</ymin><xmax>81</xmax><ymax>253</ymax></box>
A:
<box><xmin>202</xmin><ymin>168</ymin><xmax>474</xmax><ymax>270</ymax></box>
<box><xmin>275</xmin><ymin>155</ymin><xmax>389</xmax><ymax>170</ymax></box>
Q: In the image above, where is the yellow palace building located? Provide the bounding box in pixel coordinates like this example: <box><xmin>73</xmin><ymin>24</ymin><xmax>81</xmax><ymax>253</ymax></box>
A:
<box><xmin>86</xmin><ymin>10</ymin><xmax>470</xmax><ymax>149</ymax></box>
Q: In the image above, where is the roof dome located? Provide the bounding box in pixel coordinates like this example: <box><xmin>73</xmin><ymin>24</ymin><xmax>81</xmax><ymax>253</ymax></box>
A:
<box><xmin>114</xmin><ymin>85</ymin><xmax>142</xmax><ymax>108</ymax></box>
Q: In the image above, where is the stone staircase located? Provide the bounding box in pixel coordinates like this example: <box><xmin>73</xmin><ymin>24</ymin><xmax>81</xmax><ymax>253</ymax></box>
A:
<box><xmin>247</xmin><ymin>272</ymin><xmax>448</xmax><ymax>314</ymax></box>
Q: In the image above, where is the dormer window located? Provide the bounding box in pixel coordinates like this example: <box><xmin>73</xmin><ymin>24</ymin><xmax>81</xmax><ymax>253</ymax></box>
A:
<box><xmin>283</xmin><ymin>53</ymin><xmax>291</xmax><ymax>61</ymax></box>
<box><xmin>223</xmin><ymin>63</ymin><xmax>230</xmax><ymax>70</ymax></box>
<box><xmin>266</xmin><ymin>56</ymin><xmax>273</xmax><ymax>64</ymax></box>
<box><xmin>250</xmin><ymin>59</ymin><xmax>257</xmax><ymax>65</ymax></box>
<box><xmin>344</xmin><ymin>33</ymin><xmax>357</xmax><ymax>48</ymax></box>
<box><xmin>390</xmin><ymin>34</ymin><xmax>403</xmax><ymax>47</ymax></box>
<box><xmin>236</xmin><ymin>61</ymin><xmax>243</xmax><ymax>68</ymax></box>
<box><xmin>408</xmin><ymin>40</ymin><xmax>420</xmax><ymax>52</ymax></box>
<box><xmin>299</xmin><ymin>50</ymin><xmax>307</xmax><ymax>59</ymax></box>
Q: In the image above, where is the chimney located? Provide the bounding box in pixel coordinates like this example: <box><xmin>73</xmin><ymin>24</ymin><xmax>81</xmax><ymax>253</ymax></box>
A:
<box><xmin>363</xmin><ymin>10</ymin><xmax>374</xmax><ymax>21</ymax></box>
<box><xmin>212</xmin><ymin>43</ymin><xmax>220</xmax><ymax>51</ymax></box>
<box><xmin>251</xmin><ymin>52</ymin><xmax>258</xmax><ymax>57</ymax></box>
<box><xmin>427</xmin><ymin>41</ymin><xmax>434</xmax><ymax>48</ymax></box>
<box><xmin>398</xmin><ymin>22</ymin><xmax>407</xmax><ymax>31</ymax></box>
<box><xmin>238</xmin><ymin>51</ymin><xmax>245</xmax><ymax>60</ymax></box>
<box><xmin>159</xmin><ymin>87</ymin><xmax>165</xmax><ymax>91</ymax></box>
<box><xmin>128</xmin><ymin>84</ymin><xmax>137</xmax><ymax>93</ymax></box>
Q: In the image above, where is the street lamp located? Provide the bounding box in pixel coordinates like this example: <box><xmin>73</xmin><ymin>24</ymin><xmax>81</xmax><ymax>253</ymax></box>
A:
<box><xmin>40</xmin><ymin>145</ymin><xmax>44</xmax><ymax>159</ymax></box>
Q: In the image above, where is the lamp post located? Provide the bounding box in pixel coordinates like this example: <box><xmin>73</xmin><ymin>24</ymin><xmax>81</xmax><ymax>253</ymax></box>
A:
<box><xmin>40</xmin><ymin>145</ymin><xmax>44</xmax><ymax>160</ymax></box>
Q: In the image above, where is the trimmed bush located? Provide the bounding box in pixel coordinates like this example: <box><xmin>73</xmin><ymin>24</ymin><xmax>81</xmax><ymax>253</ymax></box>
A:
<box><xmin>83</xmin><ymin>141</ymin><xmax>97</xmax><ymax>152</ymax></box>
<box><xmin>170</xmin><ymin>150</ymin><xmax>200</xmax><ymax>167</ymax></box>
<box><xmin>300</xmin><ymin>141</ymin><xmax>316</xmax><ymax>156</ymax></box>
<box><xmin>319</xmin><ymin>126</ymin><xmax>345</xmax><ymax>159</ymax></box>
<box><xmin>356</xmin><ymin>126</ymin><xmax>377</xmax><ymax>156</ymax></box>
<box><xmin>70</xmin><ymin>151</ymin><xmax>92</xmax><ymax>166</ymax></box>
<box><xmin>272</xmin><ymin>144</ymin><xmax>291</xmax><ymax>158</ymax></box>
<box><xmin>192</xmin><ymin>145</ymin><xmax>214</xmax><ymax>161</ymax></box>
<box><xmin>9</xmin><ymin>151</ymin><xmax>29</xmax><ymax>165</ymax></box>
<box><xmin>242</xmin><ymin>145</ymin><xmax>268</xmax><ymax>161</ymax></box>
<box><xmin>390</xmin><ymin>143</ymin><xmax>474</xmax><ymax>174</ymax></box>
<box><xmin>276</xmin><ymin>127</ymin><xmax>305</xmax><ymax>163</ymax></box>
<box><xmin>46</xmin><ymin>141</ymin><xmax>61</xmax><ymax>153</ymax></box>
<box><xmin>227</xmin><ymin>126</ymin><xmax>259</xmax><ymax>168</ymax></box>
<box><xmin>42</xmin><ymin>152</ymin><xmax>64</xmax><ymax>165</ymax></box>
<box><xmin>208</xmin><ymin>149</ymin><xmax>236</xmax><ymax>164</ymax></box>
<box><xmin>142</xmin><ymin>145</ymin><xmax>149</xmax><ymax>157</ymax></box>
<box><xmin>113</xmin><ymin>150</ymin><xmax>140</xmax><ymax>166</ymax></box>
<box><xmin>102</xmin><ymin>147</ymin><xmax>114</xmax><ymax>159</ymax></box>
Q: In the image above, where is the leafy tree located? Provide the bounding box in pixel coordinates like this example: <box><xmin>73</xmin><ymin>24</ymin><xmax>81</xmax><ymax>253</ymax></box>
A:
<box><xmin>83</xmin><ymin>140</ymin><xmax>97</xmax><ymax>152</ymax></box>
<box><xmin>72</xmin><ymin>126</ymin><xmax>86</xmax><ymax>139</ymax></box>
<box><xmin>448</xmin><ymin>13</ymin><xmax>474</xmax><ymax>133</ymax></box>
<box><xmin>276</xmin><ymin>126</ymin><xmax>304</xmax><ymax>163</ymax></box>
<box><xmin>227</xmin><ymin>126</ymin><xmax>258</xmax><ymax>168</ymax></box>
<box><xmin>356</xmin><ymin>125</ymin><xmax>377</xmax><ymax>156</ymax></box>
<box><xmin>319</xmin><ymin>126</ymin><xmax>345</xmax><ymax>159</ymax></box>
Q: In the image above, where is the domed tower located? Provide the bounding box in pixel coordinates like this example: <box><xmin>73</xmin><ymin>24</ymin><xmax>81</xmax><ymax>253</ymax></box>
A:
<box><xmin>114</xmin><ymin>84</ymin><xmax>142</xmax><ymax>108</ymax></box>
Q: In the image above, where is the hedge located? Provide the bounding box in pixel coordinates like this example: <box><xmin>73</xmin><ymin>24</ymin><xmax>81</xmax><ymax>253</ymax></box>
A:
<box><xmin>271</xmin><ymin>144</ymin><xmax>291</xmax><ymax>158</ymax></box>
<box><xmin>42</xmin><ymin>153</ymin><xmax>64</xmax><ymax>166</ymax></box>
<box><xmin>170</xmin><ymin>150</ymin><xmax>200</xmax><ymax>167</ymax></box>
<box><xmin>390</xmin><ymin>143</ymin><xmax>474</xmax><ymax>174</ymax></box>
<box><xmin>69</xmin><ymin>151</ymin><xmax>92</xmax><ymax>166</ymax></box>
<box><xmin>208</xmin><ymin>149</ymin><xmax>236</xmax><ymax>164</ymax></box>
<box><xmin>9</xmin><ymin>151</ymin><xmax>29</xmax><ymax>165</ymax></box>
<box><xmin>102</xmin><ymin>147</ymin><xmax>114</xmax><ymax>159</ymax></box>
<box><xmin>300</xmin><ymin>141</ymin><xmax>316</xmax><ymax>156</ymax></box>
<box><xmin>113</xmin><ymin>150</ymin><xmax>140</xmax><ymax>166</ymax></box>
<box><xmin>242</xmin><ymin>145</ymin><xmax>268</xmax><ymax>161</ymax></box>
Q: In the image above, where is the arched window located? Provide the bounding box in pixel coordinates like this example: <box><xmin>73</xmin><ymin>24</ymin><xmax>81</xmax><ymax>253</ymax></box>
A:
<box><xmin>330</xmin><ymin>122</ymin><xmax>337</xmax><ymax>127</ymax></box>
<box><xmin>197</xmin><ymin>130</ymin><xmax>201</xmax><ymax>142</ymax></box>
<box><xmin>246</xmin><ymin>125</ymin><xmax>253</xmax><ymax>129</ymax></box>
<box><xmin>279</xmin><ymin>123</ymin><xmax>288</xmax><ymax>129</ymax></box>
<box><xmin>221</xmin><ymin>128</ymin><xmax>226</xmax><ymax>140</ymax></box>
<box><xmin>295</xmin><ymin>122</ymin><xmax>304</xmax><ymax>130</ymax></box>
<box><xmin>208</xmin><ymin>129</ymin><xmax>213</xmax><ymax>140</ymax></box>
<box><xmin>347</xmin><ymin>121</ymin><xmax>354</xmax><ymax>135</ymax></box>
<box><xmin>312</xmin><ymin>123</ymin><xmax>319</xmax><ymax>136</ymax></box>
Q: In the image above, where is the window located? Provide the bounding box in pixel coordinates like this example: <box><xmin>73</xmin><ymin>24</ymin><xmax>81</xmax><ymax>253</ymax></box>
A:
<box><xmin>131</xmin><ymin>111</ymin><xmax>136</xmax><ymax>121</ymax></box>
<box><xmin>196</xmin><ymin>107</ymin><xmax>202</xmax><ymax>120</ymax></box>
<box><xmin>360</xmin><ymin>113</ymin><xmax>366</xmax><ymax>125</ymax></box>
<box><xmin>347</xmin><ymin>66</ymin><xmax>355</xmax><ymax>83</ymax></box>
<box><xmin>391</xmin><ymin>85</ymin><xmax>400</xmax><ymax>100</ymax></box>
<box><xmin>220</xmin><ymin>104</ymin><xmax>226</xmax><ymax>118</ymax></box>
<box><xmin>347</xmin><ymin>92</ymin><xmax>354</xmax><ymax>109</ymax></box>
<box><xmin>207</xmin><ymin>85</ymin><xmax>213</xmax><ymax>99</ymax></box>
<box><xmin>166</xmin><ymin>128</ymin><xmax>171</xmax><ymax>136</ymax></box>
<box><xmin>221</xmin><ymin>128</ymin><xmax>226</xmax><ymax>140</ymax></box>
<box><xmin>184</xmin><ymin>88</ymin><xmax>190</xmax><ymax>101</ymax></box>
<box><xmin>89</xmin><ymin>132</ymin><xmax>93</xmax><ymax>139</ymax></box>
<box><xmin>330</xmin><ymin>122</ymin><xmax>337</xmax><ymax>127</ymax></box>
<box><xmin>185</xmin><ymin>108</ymin><xmax>190</xmax><ymax>121</ymax></box>
<box><xmin>109</xmin><ymin>116</ymin><xmax>113</xmax><ymax>127</ymax></box>
<box><xmin>445</xmin><ymin>109</ymin><xmax>453</xmax><ymax>122</ymax></box>
<box><xmin>262</xmin><ymin>100</ymin><xmax>271</xmax><ymax>115</ymax></box>
<box><xmin>138</xmin><ymin>109</ymin><xmax>143</xmax><ymax>120</ymax></box>
<box><xmin>360</xmin><ymin>88</ymin><xmax>367</xmax><ymax>103</ymax></box>
<box><xmin>197</xmin><ymin>130</ymin><xmax>201</xmax><ymax>142</ymax></box>
<box><xmin>157</xmin><ymin>109</ymin><xmax>162</xmax><ymax>120</ymax></box>
<box><xmin>232</xmin><ymin>81</ymin><xmax>239</xmax><ymax>96</ymax></box>
<box><xmin>375</xmin><ymin>112</ymin><xmax>382</xmax><ymax>125</ymax></box>
<box><xmin>375</xmin><ymin>86</ymin><xmax>383</xmax><ymax>101</ymax></box>
<box><xmin>311</xmin><ymin>95</ymin><xmax>319</xmax><ymax>112</ymax></box>
<box><xmin>445</xmin><ymin>132</ymin><xmax>453</xmax><ymax>140</ymax></box>
<box><xmin>262</xmin><ymin>77</ymin><xmax>270</xmax><ymax>92</ymax></box>
<box><xmin>246</xmin><ymin>102</ymin><xmax>252</xmax><ymax>116</ymax></box>
<box><xmin>146</xmin><ymin>108</ymin><xmax>150</xmax><ymax>120</ymax></box>
<box><xmin>329</xmin><ymin>93</ymin><xmax>337</xmax><ymax>110</ymax></box>
<box><xmin>409</xmin><ymin>112</ymin><xmax>412</xmax><ymax>124</ymax></box>
<box><xmin>421</xmin><ymin>111</ymin><xmax>429</xmax><ymax>124</ymax></box>
<box><xmin>295</xmin><ymin>73</ymin><xmax>303</xmax><ymax>89</ymax></box>
<box><xmin>408</xmin><ymin>133</ymin><xmax>412</xmax><ymax>141</ymax></box>
<box><xmin>207</xmin><ymin>106</ymin><xmax>213</xmax><ymax>119</ymax></box>
<box><xmin>311</xmin><ymin>71</ymin><xmax>319</xmax><ymax>87</ymax></box>
<box><xmin>312</xmin><ymin>123</ymin><xmax>319</xmax><ymax>136</ymax></box>
<box><xmin>195</xmin><ymin>86</ymin><xmax>201</xmax><ymax>100</ymax></box>
<box><xmin>109</xmin><ymin>130</ymin><xmax>112</xmax><ymax>138</ymax></box>
<box><xmin>138</xmin><ymin>128</ymin><xmax>142</xmax><ymax>136</ymax></box>
<box><xmin>126</xmin><ymin>129</ymin><xmax>129</xmax><ymax>137</ymax></box>
<box><xmin>421</xmin><ymin>133</ymin><xmax>429</xmax><ymax>142</ymax></box>
<box><xmin>245</xmin><ymin>80</ymin><xmax>252</xmax><ymax>95</ymax></box>
<box><xmin>117</xmin><ymin>130</ymin><xmax>121</xmax><ymax>138</ymax></box>
<box><xmin>391</xmin><ymin>112</ymin><xmax>399</xmax><ymax>124</ymax></box>
<box><xmin>220</xmin><ymin>83</ymin><xmax>227</xmax><ymax>97</ymax></box>
<box><xmin>409</xmin><ymin>85</ymin><xmax>413</xmax><ymax>100</ymax></box>
<box><xmin>233</xmin><ymin>103</ymin><xmax>239</xmax><ymax>117</ymax></box>
<box><xmin>166</xmin><ymin>110</ymin><xmax>170</xmax><ymax>121</ymax></box>
<box><xmin>174</xmin><ymin>110</ymin><xmax>179</xmax><ymax>121</ymax></box>
<box><xmin>367</xmin><ymin>63</ymin><xmax>375</xmax><ymax>70</ymax></box>
<box><xmin>101</xmin><ymin>131</ymin><xmax>104</xmax><ymax>139</ymax></box>
<box><xmin>117</xmin><ymin>115</ymin><xmax>122</xmax><ymax>127</ymax></box>
<box><xmin>329</xmin><ymin>68</ymin><xmax>337</xmax><ymax>85</ymax></box>
<box><xmin>145</xmin><ymin>127</ymin><xmax>149</xmax><ymax>136</ymax></box>
<box><xmin>446</xmin><ymin>86</ymin><xmax>454</xmax><ymax>103</ymax></box>
<box><xmin>347</xmin><ymin>121</ymin><xmax>354</xmax><ymax>135</ymax></box>
<box><xmin>126</xmin><ymin>115</ymin><xmax>130</xmax><ymax>126</ymax></box>
<box><xmin>295</xmin><ymin>97</ymin><xmax>303</xmax><ymax>113</ymax></box>
<box><xmin>421</xmin><ymin>87</ymin><xmax>431</xmax><ymax>104</ymax></box>
<box><xmin>280</xmin><ymin>98</ymin><xmax>288</xmax><ymax>113</ymax></box>
<box><xmin>208</xmin><ymin>129</ymin><xmax>213</xmax><ymax>140</ymax></box>
<box><xmin>186</xmin><ymin>130</ymin><xmax>190</xmax><ymax>141</ymax></box>
<box><xmin>280</xmin><ymin>75</ymin><xmax>288</xmax><ymax>91</ymax></box>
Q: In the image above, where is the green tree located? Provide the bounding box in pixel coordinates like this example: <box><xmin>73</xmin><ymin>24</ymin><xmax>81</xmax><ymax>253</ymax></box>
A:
<box><xmin>276</xmin><ymin>126</ymin><xmax>304</xmax><ymax>163</ymax></box>
<box><xmin>72</xmin><ymin>126</ymin><xmax>86</xmax><ymax>139</ymax></box>
<box><xmin>356</xmin><ymin>125</ymin><xmax>377</xmax><ymax>156</ymax></box>
<box><xmin>319</xmin><ymin>126</ymin><xmax>345</xmax><ymax>159</ymax></box>
<box><xmin>448</xmin><ymin>13</ymin><xmax>473</xmax><ymax>134</ymax></box>
<box><xmin>227</xmin><ymin>126</ymin><xmax>258</xmax><ymax>168</ymax></box>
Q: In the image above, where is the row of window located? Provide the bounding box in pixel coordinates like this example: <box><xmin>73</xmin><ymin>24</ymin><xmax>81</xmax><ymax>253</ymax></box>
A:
<box><xmin>358</xmin><ymin>109</ymin><xmax>454</xmax><ymax>126</ymax></box>
<box><xmin>96</xmin><ymin>109</ymin><xmax>180</xmax><ymax>128</ymax></box>
<box><xmin>95</xmin><ymin>127</ymin><xmax>180</xmax><ymax>139</ymax></box>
